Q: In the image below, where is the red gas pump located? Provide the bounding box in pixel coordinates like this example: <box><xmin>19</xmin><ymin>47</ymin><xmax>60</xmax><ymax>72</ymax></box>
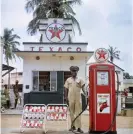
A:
<box><xmin>71</xmin><ymin>48</ymin><xmax>118</xmax><ymax>134</ymax></box>
<box><xmin>89</xmin><ymin>48</ymin><xmax>117</xmax><ymax>134</ymax></box>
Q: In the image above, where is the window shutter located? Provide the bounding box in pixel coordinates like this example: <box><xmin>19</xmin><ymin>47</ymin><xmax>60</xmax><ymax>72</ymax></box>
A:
<box><xmin>57</xmin><ymin>71</ymin><xmax>64</xmax><ymax>93</ymax></box>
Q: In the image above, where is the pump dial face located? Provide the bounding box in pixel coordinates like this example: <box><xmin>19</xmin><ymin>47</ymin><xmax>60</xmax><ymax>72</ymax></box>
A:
<box><xmin>97</xmin><ymin>72</ymin><xmax>109</xmax><ymax>85</ymax></box>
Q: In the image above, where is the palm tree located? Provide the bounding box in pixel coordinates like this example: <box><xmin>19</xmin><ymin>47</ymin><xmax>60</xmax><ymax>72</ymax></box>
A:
<box><xmin>25</xmin><ymin>0</ymin><xmax>82</xmax><ymax>36</ymax></box>
<box><xmin>124</xmin><ymin>72</ymin><xmax>133</xmax><ymax>79</ymax></box>
<box><xmin>1</xmin><ymin>28</ymin><xmax>20</xmax><ymax>88</ymax></box>
<box><xmin>108</xmin><ymin>46</ymin><xmax>120</xmax><ymax>63</ymax></box>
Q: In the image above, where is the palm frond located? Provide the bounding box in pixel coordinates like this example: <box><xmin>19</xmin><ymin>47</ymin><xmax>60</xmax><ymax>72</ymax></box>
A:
<box><xmin>2</xmin><ymin>28</ymin><xmax>20</xmax><ymax>64</ymax></box>
<box><xmin>27</xmin><ymin>17</ymin><xmax>40</xmax><ymax>35</ymax></box>
<box><xmin>61</xmin><ymin>0</ymin><xmax>82</xmax><ymax>5</ymax></box>
<box><xmin>59</xmin><ymin>3</ymin><xmax>76</xmax><ymax>16</ymax></box>
<box><xmin>114</xmin><ymin>50</ymin><xmax>120</xmax><ymax>54</ymax></box>
<box><xmin>108</xmin><ymin>45</ymin><xmax>120</xmax><ymax>62</ymax></box>
<box><xmin>10</xmin><ymin>41</ymin><xmax>20</xmax><ymax>45</ymax></box>
<box><xmin>70</xmin><ymin>15</ymin><xmax>82</xmax><ymax>35</ymax></box>
<box><xmin>25</xmin><ymin>0</ymin><xmax>43</xmax><ymax>13</ymax></box>
<box><xmin>33</xmin><ymin>4</ymin><xmax>47</xmax><ymax>18</ymax></box>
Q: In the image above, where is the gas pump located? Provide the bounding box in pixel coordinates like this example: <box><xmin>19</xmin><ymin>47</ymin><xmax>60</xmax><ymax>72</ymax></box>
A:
<box><xmin>71</xmin><ymin>48</ymin><xmax>119</xmax><ymax>134</ymax></box>
<box><xmin>89</xmin><ymin>63</ymin><xmax>117</xmax><ymax>134</ymax></box>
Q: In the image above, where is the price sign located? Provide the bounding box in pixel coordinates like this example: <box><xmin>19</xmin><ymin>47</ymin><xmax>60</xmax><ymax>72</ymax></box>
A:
<box><xmin>20</xmin><ymin>104</ymin><xmax>46</xmax><ymax>132</ymax></box>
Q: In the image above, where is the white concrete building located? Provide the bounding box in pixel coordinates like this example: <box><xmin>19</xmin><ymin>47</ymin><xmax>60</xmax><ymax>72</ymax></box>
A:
<box><xmin>14</xmin><ymin>18</ymin><xmax>125</xmax><ymax>114</ymax></box>
<box><xmin>123</xmin><ymin>79</ymin><xmax>133</xmax><ymax>89</ymax></box>
<box><xmin>2</xmin><ymin>72</ymin><xmax>23</xmax><ymax>85</ymax></box>
<box><xmin>15</xmin><ymin>18</ymin><xmax>93</xmax><ymax>105</ymax></box>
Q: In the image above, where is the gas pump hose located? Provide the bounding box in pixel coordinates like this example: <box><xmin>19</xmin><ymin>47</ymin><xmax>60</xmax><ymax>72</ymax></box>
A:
<box><xmin>71</xmin><ymin>71</ymin><xmax>119</xmax><ymax>134</ymax></box>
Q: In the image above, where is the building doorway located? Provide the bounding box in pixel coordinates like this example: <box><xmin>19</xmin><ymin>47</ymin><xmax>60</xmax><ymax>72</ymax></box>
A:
<box><xmin>63</xmin><ymin>71</ymin><xmax>71</xmax><ymax>104</ymax></box>
<box><xmin>64</xmin><ymin>71</ymin><xmax>71</xmax><ymax>84</ymax></box>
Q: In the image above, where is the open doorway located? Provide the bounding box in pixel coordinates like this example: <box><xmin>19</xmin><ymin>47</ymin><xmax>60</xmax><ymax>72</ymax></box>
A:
<box><xmin>64</xmin><ymin>71</ymin><xmax>71</xmax><ymax>84</ymax></box>
<box><xmin>63</xmin><ymin>71</ymin><xmax>71</xmax><ymax>104</ymax></box>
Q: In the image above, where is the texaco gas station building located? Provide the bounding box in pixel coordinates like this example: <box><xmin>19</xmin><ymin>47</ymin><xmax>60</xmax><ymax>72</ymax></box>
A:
<box><xmin>15</xmin><ymin>18</ymin><xmax>93</xmax><ymax>105</ymax></box>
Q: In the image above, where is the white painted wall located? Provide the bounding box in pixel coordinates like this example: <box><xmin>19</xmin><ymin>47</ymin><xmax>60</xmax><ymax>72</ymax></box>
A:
<box><xmin>2</xmin><ymin>72</ymin><xmax>23</xmax><ymax>85</ymax></box>
<box><xmin>23</xmin><ymin>56</ymin><xmax>87</xmax><ymax>93</ymax></box>
<box><xmin>123</xmin><ymin>79</ymin><xmax>133</xmax><ymax>89</ymax></box>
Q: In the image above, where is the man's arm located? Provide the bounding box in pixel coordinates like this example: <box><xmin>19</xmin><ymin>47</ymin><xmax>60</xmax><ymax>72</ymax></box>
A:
<box><xmin>80</xmin><ymin>79</ymin><xmax>87</xmax><ymax>96</ymax></box>
<box><xmin>64</xmin><ymin>79</ymin><xmax>69</xmax><ymax>103</ymax></box>
<box><xmin>82</xmin><ymin>84</ymin><xmax>86</xmax><ymax>95</ymax></box>
<box><xmin>64</xmin><ymin>88</ymin><xmax>68</xmax><ymax>100</ymax></box>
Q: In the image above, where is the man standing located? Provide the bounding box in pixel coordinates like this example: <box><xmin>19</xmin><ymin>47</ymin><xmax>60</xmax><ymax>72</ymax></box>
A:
<box><xmin>64</xmin><ymin>66</ymin><xmax>86</xmax><ymax>133</ymax></box>
<box><xmin>4</xmin><ymin>84</ymin><xmax>10</xmax><ymax>109</ymax></box>
<box><xmin>14</xmin><ymin>80</ymin><xmax>19</xmax><ymax>108</ymax></box>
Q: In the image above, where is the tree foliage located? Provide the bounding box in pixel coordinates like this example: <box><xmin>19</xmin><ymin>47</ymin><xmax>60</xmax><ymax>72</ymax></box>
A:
<box><xmin>124</xmin><ymin>72</ymin><xmax>133</xmax><ymax>79</ymax></box>
<box><xmin>25</xmin><ymin>0</ymin><xmax>82</xmax><ymax>35</ymax></box>
<box><xmin>1</xmin><ymin>28</ymin><xmax>20</xmax><ymax>88</ymax></box>
<box><xmin>108</xmin><ymin>46</ymin><xmax>120</xmax><ymax>63</ymax></box>
<box><xmin>1</xmin><ymin>28</ymin><xmax>20</xmax><ymax>64</ymax></box>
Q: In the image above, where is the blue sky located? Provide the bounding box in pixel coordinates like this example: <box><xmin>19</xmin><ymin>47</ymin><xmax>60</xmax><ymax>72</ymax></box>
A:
<box><xmin>1</xmin><ymin>0</ymin><xmax>133</xmax><ymax>74</ymax></box>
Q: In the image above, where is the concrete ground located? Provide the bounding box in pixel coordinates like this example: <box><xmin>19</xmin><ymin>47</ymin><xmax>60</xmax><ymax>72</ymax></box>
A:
<box><xmin>1</xmin><ymin>115</ymin><xmax>133</xmax><ymax>134</ymax></box>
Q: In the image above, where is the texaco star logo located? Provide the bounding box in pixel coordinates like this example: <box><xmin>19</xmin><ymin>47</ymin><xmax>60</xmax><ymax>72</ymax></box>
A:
<box><xmin>94</xmin><ymin>48</ymin><xmax>109</xmax><ymax>62</ymax></box>
<box><xmin>45</xmin><ymin>22</ymin><xmax>66</xmax><ymax>42</ymax></box>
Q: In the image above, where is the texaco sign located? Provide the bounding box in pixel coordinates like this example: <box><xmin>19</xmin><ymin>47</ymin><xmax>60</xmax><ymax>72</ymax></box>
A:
<box><xmin>94</xmin><ymin>48</ymin><xmax>109</xmax><ymax>62</ymax></box>
<box><xmin>45</xmin><ymin>22</ymin><xmax>66</xmax><ymax>42</ymax></box>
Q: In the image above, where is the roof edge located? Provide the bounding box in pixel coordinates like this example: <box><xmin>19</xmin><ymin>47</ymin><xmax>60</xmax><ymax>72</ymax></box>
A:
<box><xmin>23</xmin><ymin>42</ymin><xmax>88</xmax><ymax>45</ymax></box>
<box><xmin>14</xmin><ymin>51</ymin><xmax>94</xmax><ymax>53</ymax></box>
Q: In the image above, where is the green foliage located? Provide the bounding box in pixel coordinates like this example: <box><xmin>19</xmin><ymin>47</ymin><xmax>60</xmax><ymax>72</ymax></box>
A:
<box><xmin>108</xmin><ymin>45</ymin><xmax>120</xmax><ymax>63</ymax></box>
<box><xmin>25</xmin><ymin>0</ymin><xmax>82</xmax><ymax>35</ymax></box>
<box><xmin>124</xmin><ymin>72</ymin><xmax>133</xmax><ymax>79</ymax></box>
<box><xmin>1</xmin><ymin>28</ymin><xmax>20</xmax><ymax>64</ymax></box>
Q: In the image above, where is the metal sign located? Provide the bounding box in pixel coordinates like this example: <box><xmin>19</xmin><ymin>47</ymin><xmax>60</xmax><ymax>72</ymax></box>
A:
<box><xmin>94</xmin><ymin>48</ymin><xmax>109</xmax><ymax>63</ymax></box>
<box><xmin>20</xmin><ymin>104</ymin><xmax>68</xmax><ymax>133</ymax></box>
<box><xmin>97</xmin><ymin>94</ymin><xmax>110</xmax><ymax>114</ymax></box>
<box><xmin>45</xmin><ymin>104</ymin><xmax>68</xmax><ymax>132</ymax></box>
<box><xmin>45</xmin><ymin>21</ymin><xmax>66</xmax><ymax>42</ymax></box>
<box><xmin>20</xmin><ymin>104</ymin><xmax>46</xmax><ymax>133</ymax></box>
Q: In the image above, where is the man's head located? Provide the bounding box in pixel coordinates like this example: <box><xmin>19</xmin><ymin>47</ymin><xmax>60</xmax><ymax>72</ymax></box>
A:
<box><xmin>70</xmin><ymin>66</ymin><xmax>79</xmax><ymax>78</ymax></box>
<box><xmin>4</xmin><ymin>84</ymin><xmax>7</xmax><ymax>89</ymax></box>
<box><xmin>15</xmin><ymin>80</ymin><xmax>19</xmax><ymax>85</ymax></box>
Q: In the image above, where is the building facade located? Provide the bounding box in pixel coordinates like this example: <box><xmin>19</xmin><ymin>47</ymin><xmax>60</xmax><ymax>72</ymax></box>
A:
<box><xmin>15</xmin><ymin>18</ymin><xmax>93</xmax><ymax>105</ymax></box>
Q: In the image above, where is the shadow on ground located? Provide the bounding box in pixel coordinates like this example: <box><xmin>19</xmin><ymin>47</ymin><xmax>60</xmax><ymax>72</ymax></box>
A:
<box><xmin>9</xmin><ymin>129</ymin><xmax>79</xmax><ymax>134</ymax></box>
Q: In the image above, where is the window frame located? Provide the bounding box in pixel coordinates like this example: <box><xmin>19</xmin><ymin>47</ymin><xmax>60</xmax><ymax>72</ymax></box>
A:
<box><xmin>50</xmin><ymin>71</ymin><xmax>57</xmax><ymax>92</ymax></box>
<box><xmin>32</xmin><ymin>71</ymin><xmax>57</xmax><ymax>92</ymax></box>
<box><xmin>32</xmin><ymin>71</ymin><xmax>39</xmax><ymax>91</ymax></box>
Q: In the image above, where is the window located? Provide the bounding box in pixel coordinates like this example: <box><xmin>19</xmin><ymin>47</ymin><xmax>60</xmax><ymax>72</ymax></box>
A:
<box><xmin>18</xmin><ymin>72</ymin><xmax>23</xmax><ymax>76</ymax></box>
<box><xmin>116</xmin><ymin>71</ymin><xmax>120</xmax><ymax>74</ymax></box>
<box><xmin>32</xmin><ymin>71</ymin><xmax>57</xmax><ymax>92</ymax></box>
<box><xmin>97</xmin><ymin>71</ymin><xmax>109</xmax><ymax>85</ymax></box>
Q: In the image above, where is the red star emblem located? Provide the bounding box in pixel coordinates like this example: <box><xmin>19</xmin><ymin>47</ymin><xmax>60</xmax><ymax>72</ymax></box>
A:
<box><xmin>97</xmin><ymin>50</ymin><xmax>107</xmax><ymax>59</ymax></box>
<box><xmin>49</xmin><ymin>25</ymin><xmax>63</xmax><ymax>39</ymax></box>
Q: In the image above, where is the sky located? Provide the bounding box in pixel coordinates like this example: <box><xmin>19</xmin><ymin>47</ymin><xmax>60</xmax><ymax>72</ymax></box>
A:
<box><xmin>1</xmin><ymin>0</ymin><xmax>133</xmax><ymax>75</ymax></box>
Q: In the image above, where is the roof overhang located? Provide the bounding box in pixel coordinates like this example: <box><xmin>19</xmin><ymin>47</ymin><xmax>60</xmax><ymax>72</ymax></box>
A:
<box><xmin>2</xmin><ymin>64</ymin><xmax>15</xmax><ymax>77</ymax></box>
<box><xmin>14</xmin><ymin>51</ymin><xmax>94</xmax><ymax>61</ymax></box>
